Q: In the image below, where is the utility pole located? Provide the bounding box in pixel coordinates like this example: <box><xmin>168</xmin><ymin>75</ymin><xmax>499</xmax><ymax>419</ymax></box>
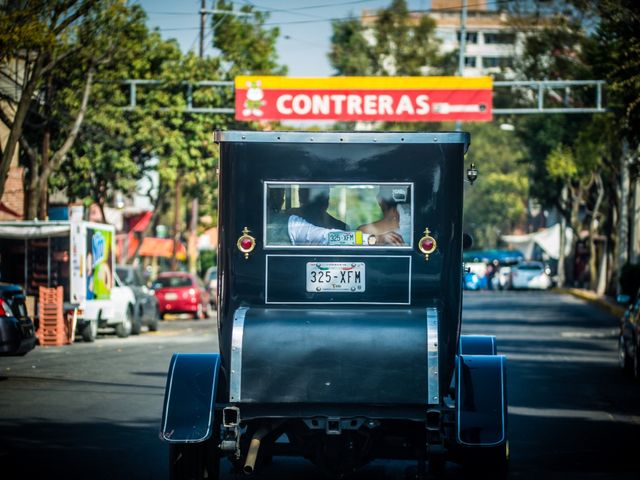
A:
<box><xmin>455</xmin><ymin>0</ymin><xmax>467</xmax><ymax>132</ymax></box>
<box><xmin>187</xmin><ymin>0</ymin><xmax>208</xmax><ymax>275</ymax></box>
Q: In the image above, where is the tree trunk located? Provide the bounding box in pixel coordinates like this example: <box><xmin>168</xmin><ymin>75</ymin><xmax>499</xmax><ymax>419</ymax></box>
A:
<box><xmin>557</xmin><ymin>184</ymin><xmax>568</xmax><ymax>287</ymax></box>
<box><xmin>589</xmin><ymin>174</ymin><xmax>604</xmax><ymax>291</ymax></box>
<box><xmin>171</xmin><ymin>177</ymin><xmax>182</xmax><ymax>271</ymax></box>
<box><xmin>617</xmin><ymin>139</ymin><xmax>630</xmax><ymax>294</ymax></box>
<box><xmin>0</xmin><ymin>56</ymin><xmax>45</xmax><ymax>201</ymax></box>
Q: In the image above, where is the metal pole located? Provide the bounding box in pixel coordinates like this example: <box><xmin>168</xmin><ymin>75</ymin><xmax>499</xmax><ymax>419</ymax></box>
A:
<box><xmin>199</xmin><ymin>0</ymin><xmax>206</xmax><ymax>58</ymax></box>
<box><xmin>455</xmin><ymin>0</ymin><xmax>467</xmax><ymax>132</ymax></box>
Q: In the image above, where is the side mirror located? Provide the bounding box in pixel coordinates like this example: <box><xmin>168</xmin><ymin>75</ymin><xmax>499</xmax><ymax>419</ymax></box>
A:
<box><xmin>462</xmin><ymin>233</ymin><xmax>473</xmax><ymax>251</ymax></box>
<box><xmin>616</xmin><ymin>294</ymin><xmax>631</xmax><ymax>305</ymax></box>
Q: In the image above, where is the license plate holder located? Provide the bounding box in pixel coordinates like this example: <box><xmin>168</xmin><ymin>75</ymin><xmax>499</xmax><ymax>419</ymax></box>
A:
<box><xmin>306</xmin><ymin>262</ymin><xmax>365</xmax><ymax>293</ymax></box>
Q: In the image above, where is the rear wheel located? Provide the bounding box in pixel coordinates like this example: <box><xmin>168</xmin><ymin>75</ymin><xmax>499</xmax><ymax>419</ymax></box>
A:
<box><xmin>131</xmin><ymin>307</ymin><xmax>143</xmax><ymax>335</ymax></box>
<box><xmin>81</xmin><ymin>319</ymin><xmax>97</xmax><ymax>342</ymax></box>
<box><xmin>115</xmin><ymin>306</ymin><xmax>133</xmax><ymax>338</ymax></box>
<box><xmin>619</xmin><ymin>335</ymin><xmax>633</xmax><ymax>374</ymax></box>
<box><xmin>169</xmin><ymin>413</ymin><xmax>221</xmax><ymax>480</ymax></box>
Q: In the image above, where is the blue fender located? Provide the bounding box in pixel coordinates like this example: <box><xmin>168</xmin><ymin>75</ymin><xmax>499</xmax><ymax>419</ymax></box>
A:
<box><xmin>456</xmin><ymin>354</ymin><xmax>507</xmax><ymax>447</ymax></box>
<box><xmin>160</xmin><ymin>353</ymin><xmax>221</xmax><ymax>443</ymax></box>
<box><xmin>459</xmin><ymin>335</ymin><xmax>497</xmax><ymax>355</ymax></box>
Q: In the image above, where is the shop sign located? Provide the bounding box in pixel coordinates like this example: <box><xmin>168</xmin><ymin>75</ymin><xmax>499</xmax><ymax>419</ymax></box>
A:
<box><xmin>235</xmin><ymin>76</ymin><xmax>492</xmax><ymax>122</ymax></box>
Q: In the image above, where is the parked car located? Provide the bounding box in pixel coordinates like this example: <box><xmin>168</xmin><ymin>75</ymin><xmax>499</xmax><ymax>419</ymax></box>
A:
<box><xmin>153</xmin><ymin>272</ymin><xmax>211</xmax><ymax>319</ymax></box>
<box><xmin>0</xmin><ymin>283</ymin><xmax>36</xmax><ymax>356</ymax></box>
<box><xmin>204</xmin><ymin>266</ymin><xmax>218</xmax><ymax>307</ymax></box>
<box><xmin>618</xmin><ymin>289</ymin><xmax>640</xmax><ymax>379</ymax></box>
<box><xmin>116</xmin><ymin>265</ymin><xmax>160</xmax><ymax>333</ymax></box>
<box><xmin>109</xmin><ymin>274</ymin><xmax>137</xmax><ymax>338</ymax></box>
<box><xmin>463</xmin><ymin>261</ymin><xmax>488</xmax><ymax>290</ymax></box>
<box><xmin>510</xmin><ymin>261</ymin><xmax>552</xmax><ymax>290</ymax></box>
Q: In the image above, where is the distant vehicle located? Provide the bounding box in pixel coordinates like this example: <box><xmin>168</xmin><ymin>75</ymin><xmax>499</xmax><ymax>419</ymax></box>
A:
<box><xmin>510</xmin><ymin>261</ymin><xmax>552</xmax><ymax>290</ymax></box>
<box><xmin>491</xmin><ymin>266</ymin><xmax>513</xmax><ymax>290</ymax></box>
<box><xmin>116</xmin><ymin>265</ymin><xmax>159</xmax><ymax>334</ymax></box>
<box><xmin>204</xmin><ymin>266</ymin><xmax>218</xmax><ymax>307</ymax></box>
<box><xmin>153</xmin><ymin>272</ymin><xmax>211</xmax><ymax>319</ymax></box>
<box><xmin>463</xmin><ymin>261</ymin><xmax>488</xmax><ymax>290</ymax></box>
<box><xmin>0</xmin><ymin>283</ymin><xmax>36</xmax><ymax>356</ymax></box>
<box><xmin>618</xmin><ymin>289</ymin><xmax>640</xmax><ymax>379</ymax></box>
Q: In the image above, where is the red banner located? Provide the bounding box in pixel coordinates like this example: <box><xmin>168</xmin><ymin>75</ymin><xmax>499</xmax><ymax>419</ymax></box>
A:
<box><xmin>235</xmin><ymin>76</ymin><xmax>492</xmax><ymax>122</ymax></box>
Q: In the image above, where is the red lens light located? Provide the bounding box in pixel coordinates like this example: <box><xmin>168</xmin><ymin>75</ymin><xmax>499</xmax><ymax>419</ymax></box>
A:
<box><xmin>421</xmin><ymin>238</ymin><xmax>435</xmax><ymax>251</ymax></box>
<box><xmin>240</xmin><ymin>237</ymin><xmax>253</xmax><ymax>250</ymax></box>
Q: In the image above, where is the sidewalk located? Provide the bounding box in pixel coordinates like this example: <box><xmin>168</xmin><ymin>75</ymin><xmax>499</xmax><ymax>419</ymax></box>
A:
<box><xmin>553</xmin><ymin>287</ymin><xmax>625</xmax><ymax>318</ymax></box>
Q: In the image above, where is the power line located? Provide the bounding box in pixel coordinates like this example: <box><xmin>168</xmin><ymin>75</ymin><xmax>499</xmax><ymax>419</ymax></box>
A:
<box><xmin>149</xmin><ymin>0</ymin><xmax>513</xmax><ymax>31</ymax></box>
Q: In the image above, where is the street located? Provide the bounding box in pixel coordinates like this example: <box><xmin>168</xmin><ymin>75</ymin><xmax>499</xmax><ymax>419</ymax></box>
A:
<box><xmin>1</xmin><ymin>291</ymin><xmax>639</xmax><ymax>479</ymax></box>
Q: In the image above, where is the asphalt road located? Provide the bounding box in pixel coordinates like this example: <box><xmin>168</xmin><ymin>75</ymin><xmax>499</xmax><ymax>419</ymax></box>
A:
<box><xmin>0</xmin><ymin>291</ymin><xmax>638</xmax><ymax>480</ymax></box>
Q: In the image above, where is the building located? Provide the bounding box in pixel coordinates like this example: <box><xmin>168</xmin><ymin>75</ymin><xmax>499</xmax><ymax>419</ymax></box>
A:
<box><xmin>361</xmin><ymin>0</ymin><xmax>525</xmax><ymax>78</ymax></box>
<box><xmin>430</xmin><ymin>0</ymin><xmax>523</xmax><ymax>77</ymax></box>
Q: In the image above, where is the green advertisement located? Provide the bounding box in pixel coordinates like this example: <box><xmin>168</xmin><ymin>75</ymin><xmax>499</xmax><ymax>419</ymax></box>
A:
<box><xmin>86</xmin><ymin>227</ymin><xmax>113</xmax><ymax>300</ymax></box>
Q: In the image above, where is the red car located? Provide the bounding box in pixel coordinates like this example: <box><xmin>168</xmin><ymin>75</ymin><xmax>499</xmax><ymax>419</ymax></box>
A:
<box><xmin>152</xmin><ymin>272</ymin><xmax>211</xmax><ymax>319</ymax></box>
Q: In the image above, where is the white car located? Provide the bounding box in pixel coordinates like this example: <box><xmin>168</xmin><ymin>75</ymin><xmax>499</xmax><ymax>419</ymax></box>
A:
<box><xmin>80</xmin><ymin>273</ymin><xmax>136</xmax><ymax>341</ymax></box>
<box><xmin>510</xmin><ymin>261</ymin><xmax>552</xmax><ymax>290</ymax></box>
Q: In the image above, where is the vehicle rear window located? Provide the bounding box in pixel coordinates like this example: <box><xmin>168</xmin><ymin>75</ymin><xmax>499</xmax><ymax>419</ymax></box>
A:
<box><xmin>517</xmin><ymin>264</ymin><xmax>543</xmax><ymax>271</ymax></box>
<box><xmin>152</xmin><ymin>276</ymin><xmax>193</xmax><ymax>288</ymax></box>
<box><xmin>265</xmin><ymin>182</ymin><xmax>413</xmax><ymax>248</ymax></box>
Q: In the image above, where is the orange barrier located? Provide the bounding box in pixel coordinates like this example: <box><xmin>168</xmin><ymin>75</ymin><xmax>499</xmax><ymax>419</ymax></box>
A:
<box><xmin>37</xmin><ymin>286</ymin><xmax>71</xmax><ymax>346</ymax></box>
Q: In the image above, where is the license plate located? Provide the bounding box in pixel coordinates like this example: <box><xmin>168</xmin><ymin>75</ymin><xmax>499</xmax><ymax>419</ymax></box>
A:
<box><xmin>164</xmin><ymin>292</ymin><xmax>178</xmax><ymax>300</ymax></box>
<box><xmin>306</xmin><ymin>262</ymin><xmax>365</xmax><ymax>293</ymax></box>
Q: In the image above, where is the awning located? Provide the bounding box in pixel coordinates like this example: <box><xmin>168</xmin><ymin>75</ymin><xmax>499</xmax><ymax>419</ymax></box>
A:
<box><xmin>138</xmin><ymin>237</ymin><xmax>187</xmax><ymax>260</ymax></box>
<box><xmin>501</xmin><ymin>223</ymin><xmax>573</xmax><ymax>260</ymax></box>
<box><xmin>0</xmin><ymin>222</ymin><xmax>71</xmax><ymax>239</ymax></box>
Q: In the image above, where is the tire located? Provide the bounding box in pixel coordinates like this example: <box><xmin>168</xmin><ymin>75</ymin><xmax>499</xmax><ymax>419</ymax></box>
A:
<box><xmin>81</xmin><ymin>319</ymin><xmax>98</xmax><ymax>343</ymax></box>
<box><xmin>115</xmin><ymin>306</ymin><xmax>133</xmax><ymax>338</ymax></box>
<box><xmin>169</xmin><ymin>413</ymin><xmax>221</xmax><ymax>480</ymax></box>
<box><xmin>463</xmin><ymin>441</ymin><xmax>509</xmax><ymax>480</ymax></box>
<box><xmin>148</xmin><ymin>315</ymin><xmax>159</xmax><ymax>332</ymax></box>
<box><xmin>634</xmin><ymin>340</ymin><xmax>640</xmax><ymax>380</ymax></box>
<box><xmin>193</xmin><ymin>303</ymin><xmax>204</xmax><ymax>320</ymax></box>
<box><xmin>619</xmin><ymin>335</ymin><xmax>633</xmax><ymax>374</ymax></box>
<box><xmin>131</xmin><ymin>307</ymin><xmax>143</xmax><ymax>335</ymax></box>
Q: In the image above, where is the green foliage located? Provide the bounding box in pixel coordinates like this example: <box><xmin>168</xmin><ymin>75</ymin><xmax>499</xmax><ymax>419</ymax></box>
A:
<box><xmin>545</xmin><ymin>144</ymin><xmax>577</xmax><ymax>180</ymax></box>
<box><xmin>212</xmin><ymin>0</ymin><xmax>286</xmax><ymax>78</ymax></box>
<box><xmin>329</xmin><ymin>0</ymin><xmax>449</xmax><ymax>76</ymax></box>
<box><xmin>463</xmin><ymin>123</ymin><xmax>528</xmax><ymax>249</ymax></box>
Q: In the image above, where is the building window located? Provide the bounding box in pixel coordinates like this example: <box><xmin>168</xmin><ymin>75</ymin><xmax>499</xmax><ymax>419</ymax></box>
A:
<box><xmin>457</xmin><ymin>31</ymin><xmax>478</xmax><ymax>44</ymax></box>
<box><xmin>464</xmin><ymin>57</ymin><xmax>477</xmax><ymax>67</ymax></box>
<box><xmin>483</xmin><ymin>32</ymin><xmax>516</xmax><ymax>44</ymax></box>
<box><xmin>481</xmin><ymin>57</ymin><xmax>514</xmax><ymax>69</ymax></box>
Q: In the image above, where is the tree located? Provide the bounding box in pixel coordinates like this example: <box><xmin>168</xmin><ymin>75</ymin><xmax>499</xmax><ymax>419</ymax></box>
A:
<box><xmin>463</xmin><ymin>123</ymin><xmax>529</xmax><ymax>249</ymax></box>
<box><xmin>329</xmin><ymin>0</ymin><xmax>453</xmax><ymax>77</ymax></box>
<box><xmin>0</xmin><ymin>1</ymin><xmax>149</xmax><ymax>219</ymax></box>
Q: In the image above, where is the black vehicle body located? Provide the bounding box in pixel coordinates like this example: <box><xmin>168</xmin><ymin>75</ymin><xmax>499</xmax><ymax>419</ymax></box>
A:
<box><xmin>0</xmin><ymin>283</ymin><xmax>36</xmax><ymax>356</ymax></box>
<box><xmin>618</xmin><ymin>288</ymin><xmax>640</xmax><ymax>379</ymax></box>
<box><xmin>116</xmin><ymin>265</ymin><xmax>159</xmax><ymax>334</ymax></box>
<box><xmin>160</xmin><ymin>131</ymin><xmax>508</xmax><ymax>478</ymax></box>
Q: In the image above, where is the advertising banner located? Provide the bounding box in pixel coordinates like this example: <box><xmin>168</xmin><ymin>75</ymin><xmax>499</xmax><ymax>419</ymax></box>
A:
<box><xmin>86</xmin><ymin>226</ymin><xmax>113</xmax><ymax>300</ymax></box>
<box><xmin>235</xmin><ymin>76</ymin><xmax>492</xmax><ymax>122</ymax></box>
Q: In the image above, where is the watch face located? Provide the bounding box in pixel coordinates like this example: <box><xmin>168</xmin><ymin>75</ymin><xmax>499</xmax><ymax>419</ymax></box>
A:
<box><xmin>367</xmin><ymin>235</ymin><xmax>377</xmax><ymax>245</ymax></box>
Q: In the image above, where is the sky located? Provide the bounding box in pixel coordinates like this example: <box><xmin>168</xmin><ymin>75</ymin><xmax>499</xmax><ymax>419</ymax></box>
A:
<box><xmin>134</xmin><ymin>0</ymin><xmax>433</xmax><ymax>77</ymax></box>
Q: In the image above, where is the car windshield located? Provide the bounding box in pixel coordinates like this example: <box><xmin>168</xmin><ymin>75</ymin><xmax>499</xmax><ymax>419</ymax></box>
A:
<box><xmin>153</xmin><ymin>276</ymin><xmax>193</xmax><ymax>288</ymax></box>
<box><xmin>265</xmin><ymin>182</ymin><xmax>413</xmax><ymax>248</ymax></box>
<box><xmin>208</xmin><ymin>269</ymin><xmax>217</xmax><ymax>280</ymax></box>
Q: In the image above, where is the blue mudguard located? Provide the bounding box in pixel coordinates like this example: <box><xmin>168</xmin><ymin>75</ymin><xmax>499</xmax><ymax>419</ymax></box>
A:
<box><xmin>160</xmin><ymin>353</ymin><xmax>220</xmax><ymax>443</ymax></box>
<box><xmin>456</xmin><ymin>354</ymin><xmax>507</xmax><ymax>447</ymax></box>
<box><xmin>459</xmin><ymin>335</ymin><xmax>497</xmax><ymax>355</ymax></box>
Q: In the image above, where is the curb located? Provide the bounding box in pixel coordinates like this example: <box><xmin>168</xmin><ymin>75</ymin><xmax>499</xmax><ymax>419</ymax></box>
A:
<box><xmin>553</xmin><ymin>288</ymin><xmax>625</xmax><ymax>318</ymax></box>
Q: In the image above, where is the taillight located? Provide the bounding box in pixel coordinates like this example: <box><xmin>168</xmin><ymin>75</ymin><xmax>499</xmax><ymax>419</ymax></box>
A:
<box><xmin>0</xmin><ymin>299</ymin><xmax>14</xmax><ymax>317</ymax></box>
<box><xmin>188</xmin><ymin>288</ymin><xmax>196</xmax><ymax>296</ymax></box>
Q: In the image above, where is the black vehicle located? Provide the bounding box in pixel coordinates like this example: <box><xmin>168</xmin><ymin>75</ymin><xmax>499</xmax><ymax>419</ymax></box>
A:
<box><xmin>116</xmin><ymin>265</ymin><xmax>159</xmax><ymax>334</ymax></box>
<box><xmin>0</xmin><ymin>283</ymin><xmax>36</xmax><ymax>356</ymax></box>
<box><xmin>618</xmin><ymin>288</ymin><xmax>640</xmax><ymax>378</ymax></box>
<box><xmin>160</xmin><ymin>131</ymin><xmax>508</xmax><ymax>478</ymax></box>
